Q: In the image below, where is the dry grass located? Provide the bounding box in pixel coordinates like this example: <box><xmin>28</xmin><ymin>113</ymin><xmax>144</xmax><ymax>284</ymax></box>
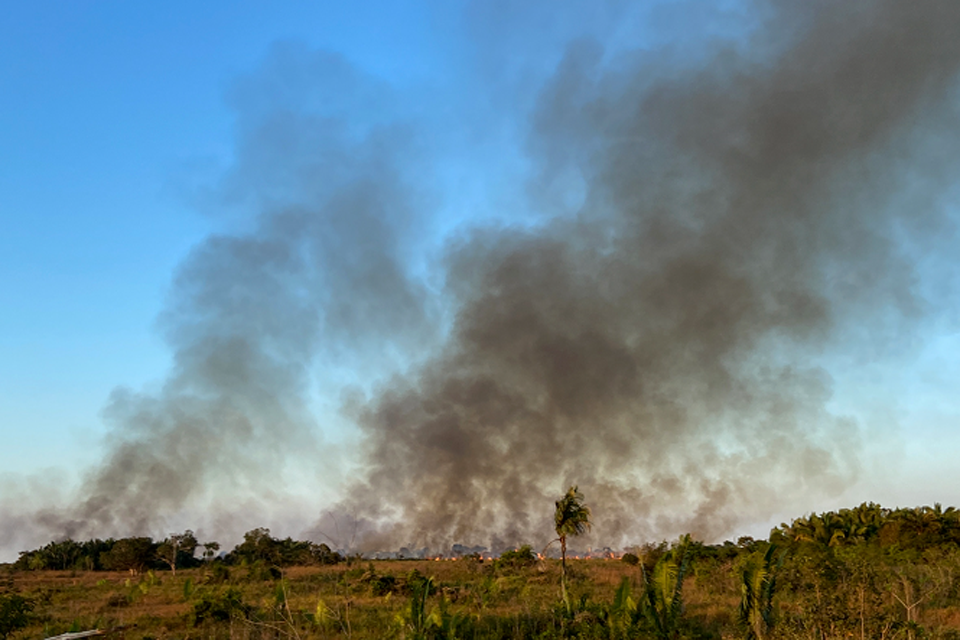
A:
<box><xmin>10</xmin><ymin>556</ymin><xmax>960</xmax><ymax>639</ymax></box>
<box><xmin>3</xmin><ymin>560</ymin><xmax>653</xmax><ymax>639</ymax></box>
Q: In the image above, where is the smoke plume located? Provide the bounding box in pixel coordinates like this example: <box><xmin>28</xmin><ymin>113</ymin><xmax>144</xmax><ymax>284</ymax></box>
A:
<box><xmin>5</xmin><ymin>46</ymin><xmax>441</xmax><ymax>547</ymax></box>
<box><xmin>6</xmin><ymin>0</ymin><xmax>960</xmax><ymax>555</ymax></box>
<box><xmin>337</xmin><ymin>0</ymin><xmax>960</xmax><ymax>549</ymax></box>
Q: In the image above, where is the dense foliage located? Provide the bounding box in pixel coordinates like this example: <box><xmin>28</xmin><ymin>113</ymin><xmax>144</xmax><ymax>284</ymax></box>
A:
<box><xmin>773</xmin><ymin>502</ymin><xmax>960</xmax><ymax>549</ymax></box>
<box><xmin>0</xmin><ymin>592</ymin><xmax>32</xmax><ymax>640</ymax></box>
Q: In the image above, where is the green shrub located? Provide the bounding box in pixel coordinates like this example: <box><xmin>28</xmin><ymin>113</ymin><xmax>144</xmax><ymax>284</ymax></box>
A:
<box><xmin>498</xmin><ymin>545</ymin><xmax>537</xmax><ymax>569</ymax></box>
<box><xmin>0</xmin><ymin>593</ymin><xmax>32</xmax><ymax>640</ymax></box>
<box><xmin>192</xmin><ymin>588</ymin><xmax>247</xmax><ymax>625</ymax></box>
<box><xmin>203</xmin><ymin>562</ymin><xmax>230</xmax><ymax>585</ymax></box>
<box><xmin>621</xmin><ymin>553</ymin><xmax>640</xmax><ymax>566</ymax></box>
<box><xmin>370</xmin><ymin>574</ymin><xmax>398</xmax><ymax>596</ymax></box>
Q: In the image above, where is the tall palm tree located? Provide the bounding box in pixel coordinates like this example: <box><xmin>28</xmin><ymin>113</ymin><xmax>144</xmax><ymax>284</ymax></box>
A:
<box><xmin>555</xmin><ymin>485</ymin><xmax>592</xmax><ymax>599</ymax></box>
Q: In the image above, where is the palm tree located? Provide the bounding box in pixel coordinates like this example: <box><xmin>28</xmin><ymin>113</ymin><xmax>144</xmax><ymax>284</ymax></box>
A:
<box><xmin>739</xmin><ymin>544</ymin><xmax>784</xmax><ymax>640</ymax></box>
<box><xmin>555</xmin><ymin>485</ymin><xmax>592</xmax><ymax>600</ymax></box>
<box><xmin>642</xmin><ymin>535</ymin><xmax>692</xmax><ymax>640</ymax></box>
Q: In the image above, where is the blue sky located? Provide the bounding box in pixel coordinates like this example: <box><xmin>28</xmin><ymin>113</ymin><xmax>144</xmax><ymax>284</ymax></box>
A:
<box><xmin>2</xmin><ymin>1</ymin><xmax>960</xmax><ymax>558</ymax></box>
<box><xmin>0</xmin><ymin>0</ymin><xmax>450</xmax><ymax>471</ymax></box>
<box><xmin>0</xmin><ymin>0</ymin><xmax>631</xmax><ymax>477</ymax></box>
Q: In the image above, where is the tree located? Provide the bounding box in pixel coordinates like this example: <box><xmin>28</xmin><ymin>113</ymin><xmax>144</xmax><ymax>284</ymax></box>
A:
<box><xmin>158</xmin><ymin>530</ymin><xmax>198</xmax><ymax>575</ymax></box>
<box><xmin>201</xmin><ymin>541</ymin><xmax>220</xmax><ymax>562</ymax></box>
<box><xmin>310</xmin><ymin>542</ymin><xmax>343</xmax><ymax>565</ymax></box>
<box><xmin>641</xmin><ymin>535</ymin><xmax>692</xmax><ymax>640</ymax></box>
<box><xmin>230</xmin><ymin>528</ymin><xmax>281</xmax><ymax>565</ymax></box>
<box><xmin>101</xmin><ymin>537</ymin><xmax>156</xmax><ymax>574</ymax></box>
<box><xmin>739</xmin><ymin>544</ymin><xmax>783</xmax><ymax>640</ymax></box>
<box><xmin>554</xmin><ymin>485</ymin><xmax>591</xmax><ymax>600</ymax></box>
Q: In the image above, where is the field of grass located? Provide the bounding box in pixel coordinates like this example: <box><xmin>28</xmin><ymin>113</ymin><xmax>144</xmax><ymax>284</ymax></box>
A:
<box><xmin>7</xmin><ymin>537</ymin><xmax>960</xmax><ymax>639</ymax></box>
<box><xmin>2</xmin><ymin>556</ymin><xmax>737</xmax><ymax>640</ymax></box>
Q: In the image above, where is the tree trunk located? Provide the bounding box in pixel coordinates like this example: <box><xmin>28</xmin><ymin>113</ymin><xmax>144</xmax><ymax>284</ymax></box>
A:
<box><xmin>560</xmin><ymin>535</ymin><xmax>567</xmax><ymax>602</ymax></box>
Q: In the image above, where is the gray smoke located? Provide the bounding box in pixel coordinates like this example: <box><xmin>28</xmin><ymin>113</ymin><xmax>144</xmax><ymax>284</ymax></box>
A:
<box><xmin>335</xmin><ymin>0</ymin><xmax>960</xmax><ymax>550</ymax></box>
<box><xmin>7</xmin><ymin>1</ymin><xmax>960</xmax><ymax>554</ymax></box>
<box><xmin>9</xmin><ymin>46</ymin><xmax>441</xmax><ymax>545</ymax></box>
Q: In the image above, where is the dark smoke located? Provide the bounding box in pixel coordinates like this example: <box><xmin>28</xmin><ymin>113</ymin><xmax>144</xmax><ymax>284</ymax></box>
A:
<box><xmin>6</xmin><ymin>1</ymin><xmax>960</xmax><ymax>555</ymax></box>
<box><xmin>337</xmin><ymin>0</ymin><xmax>960</xmax><ymax>550</ymax></box>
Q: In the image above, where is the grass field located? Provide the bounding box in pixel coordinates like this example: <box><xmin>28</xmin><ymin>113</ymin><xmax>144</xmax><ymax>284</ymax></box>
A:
<box><xmin>2</xmin><ymin>557</ymin><xmax>737</xmax><ymax>639</ymax></box>
<box><xmin>7</xmin><ymin>541</ymin><xmax>960</xmax><ymax>639</ymax></box>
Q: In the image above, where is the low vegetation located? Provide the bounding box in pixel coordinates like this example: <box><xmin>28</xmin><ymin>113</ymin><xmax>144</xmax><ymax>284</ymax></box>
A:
<box><xmin>6</xmin><ymin>502</ymin><xmax>960</xmax><ymax>638</ymax></box>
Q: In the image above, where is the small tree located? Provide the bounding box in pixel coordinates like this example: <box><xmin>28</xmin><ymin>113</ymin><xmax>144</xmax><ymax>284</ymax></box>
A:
<box><xmin>201</xmin><ymin>541</ymin><xmax>220</xmax><ymax>562</ymax></box>
<box><xmin>231</xmin><ymin>528</ymin><xmax>281</xmax><ymax>565</ymax></box>
<box><xmin>554</xmin><ymin>485</ymin><xmax>592</xmax><ymax>600</ymax></box>
<box><xmin>739</xmin><ymin>544</ymin><xmax>783</xmax><ymax>640</ymax></box>
<box><xmin>158</xmin><ymin>530</ymin><xmax>198</xmax><ymax>575</ymax></box>
<box><xmin>641</xmin><ymin>535</ymin><xmax>692</xmax><ymax>640</ymax></box>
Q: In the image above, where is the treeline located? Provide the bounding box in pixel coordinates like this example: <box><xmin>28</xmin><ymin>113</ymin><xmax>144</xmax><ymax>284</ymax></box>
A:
<box><xmin>772</xmin><ymin>502</ymin><xmax>960</xmax><ymax>549</ymax></box>
<box><xmin>13</xmin><ymin>527</ymin><xmax>342</xmax><ymax>574</ymax></box>
<box><xmin>16</xmin><ymin>501</ymin><xmax>960</xmax><ymax>574</ymax></box>
<box><xmin>10</xmin><ymin>503</ymin><xmax>960</xmax><ymax>638</ymax></box>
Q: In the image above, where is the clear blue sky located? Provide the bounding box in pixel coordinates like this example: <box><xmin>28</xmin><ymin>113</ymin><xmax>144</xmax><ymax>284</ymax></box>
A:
<box><xmin>2</xmin><ymin>1</ymin><xmax>959</xmax><ymax>557</ymax></box>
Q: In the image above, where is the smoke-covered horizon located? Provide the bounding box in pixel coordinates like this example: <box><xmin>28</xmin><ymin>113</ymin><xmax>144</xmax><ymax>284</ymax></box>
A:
<box><xmin>4</xmin><ymin>0</ymin><xmax>960</xmax><ymax>559</ymax></box>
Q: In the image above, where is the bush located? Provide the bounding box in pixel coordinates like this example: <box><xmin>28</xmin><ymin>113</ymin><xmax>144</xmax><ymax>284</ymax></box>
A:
<box><xmin>370</xmin><ymin>574</ymin><xmax>398</xmax><ymax>596</ymax></box>
<box><xmin>203</xmin><ymin>562</ymin><xmax>230</xmax><ymax>585</ymax></box>
<box><xmin>192</xmin><ymin>588</ymin><xmax>247</xmax><ymax>625</ymax></box>
<box><xmin>0</xmin><ymin>593</ymin><xmax>32</xmax><ymax>640</ymax></box>
<box><xmin>498</xmin><ymin>545</ymin><xmax>537</xmax><ymax>569</ymax></box>
<box><xmin>312</xmin><ymin>543</ymin><xmax>343</xmax><ymax>565</ymax></box>
<box><xmin>243</xmin><ymin>561</ymin><xmax>281</xmax><ymax>582</ymax></box>
<box><xmin>359</xmin><ymin>565</ymin><xmax>400</xmax><ymax>596</ymax></box>
<box><xmin>621</xmin><ymin>553</ymin><xmax>640</xmax><ymax>566</ymax></box>
<box><xmin>105</xmin><ymin>592</ymin><xmax>129</xmax><ymax>608</ymax></box>
<box><xmin>404</xmin><ymin>569</ymin><xmax>432</xmax><ymax>596</ymax></box>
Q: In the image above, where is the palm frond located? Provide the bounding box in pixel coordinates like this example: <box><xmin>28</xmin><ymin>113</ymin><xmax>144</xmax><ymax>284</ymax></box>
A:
<box><xmin>555</xmin><ymin>486</ymin><xmax>592</xmax><ymax>537</ymax></box>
